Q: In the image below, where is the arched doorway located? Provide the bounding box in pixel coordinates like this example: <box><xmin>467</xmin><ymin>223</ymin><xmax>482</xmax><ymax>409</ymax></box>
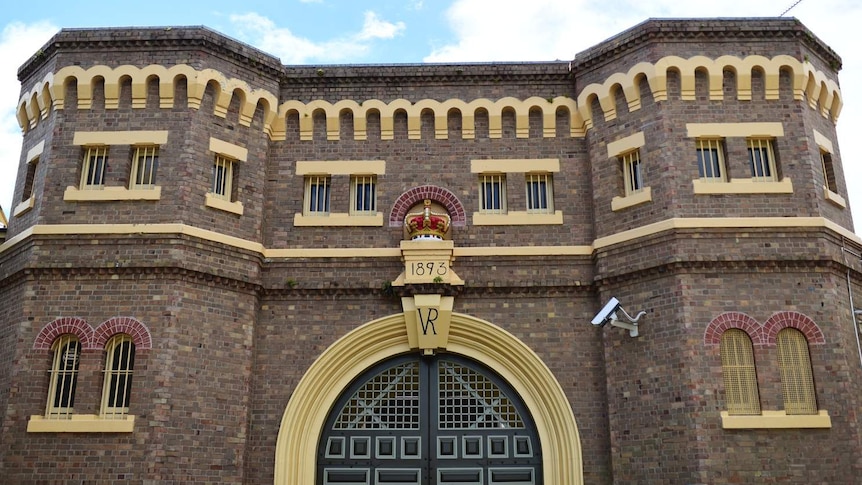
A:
<box><xmin>274</xmin><ymin>312</ymin><xmax>583</xmax><ymax>485</ymax></box>
<box><xmin>317</xmin><ymin>353</ymin><xmax>542</xmax><ymax>484</ymax></box>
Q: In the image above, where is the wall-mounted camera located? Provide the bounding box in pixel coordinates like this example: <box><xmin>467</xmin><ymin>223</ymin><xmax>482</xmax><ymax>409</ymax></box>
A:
<box><xmin>591</xmin><ymin>297</ymin><xmax>646</xmax><ymax>337</ymax></box>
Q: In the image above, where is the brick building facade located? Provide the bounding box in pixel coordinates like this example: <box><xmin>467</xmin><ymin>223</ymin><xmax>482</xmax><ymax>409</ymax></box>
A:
<box><xmin>1</xmin><ymin>18</ymin><xmax>862</xmax><ymax>484</ymax></box>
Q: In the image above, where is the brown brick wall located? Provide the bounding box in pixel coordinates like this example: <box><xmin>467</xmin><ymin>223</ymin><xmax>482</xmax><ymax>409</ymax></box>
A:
<box><xmin>2</xmin><ymin>19</ymin><xmax>861</xmax><ymax>485</ymax></box>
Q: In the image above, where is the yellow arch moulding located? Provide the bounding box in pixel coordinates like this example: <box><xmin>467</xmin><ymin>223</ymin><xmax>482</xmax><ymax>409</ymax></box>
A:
<box><xmin>17</xmin><ymin>55</ymin><xmax>842</xmax><ymax>139</ymax></box>
<box><xmin>273</xmin><ymin>312</ymin><xmax>583</xmax><ymax>485</ymax></box>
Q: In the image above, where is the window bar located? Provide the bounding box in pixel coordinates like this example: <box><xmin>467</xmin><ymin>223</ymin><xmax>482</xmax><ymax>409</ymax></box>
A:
<box><xmin>83</xmin><ymin>146</ymin><xmax>108</xmax><ymax>188</ymax></box>
<box><xmin>212</xmin><ymin>156</ymin><xmax>232</xmax><ymax>199</ymax></box>
<box><xmin>309</xmin><ymin>176</ymin><xmax>331</xmax><ymax>213</ymax></box>
<box><xmin>697</xmin><ymin>140</ymin><xmax>722</xmax><ymax>180</ymax></box>
<box><xmin>134</xmin><ymin>146</ymin><xmax>158</xmax><ymax>187</ymax></box>
<box><xmin>748</xmin><ymin>139</ymin><xmax>773</xmax><ymax>180</ymax></box>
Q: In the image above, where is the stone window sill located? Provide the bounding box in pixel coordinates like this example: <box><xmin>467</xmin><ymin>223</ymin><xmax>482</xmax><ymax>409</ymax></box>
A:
<box><xmin>293</xmin><ymin>212</ymin><xmax>383</xmax><ymax>227</ymax></box>
<box><xmin>27</xmin><ymin>414</ymin><xmax>135</xmax><ymax>433</ymax></box>
<box><xmin>721</xmin><ymin>410</ymin><xmax>831</xmax><ymax>429</ymax></box>
<box><xmin>64</xmin><ymin>186</ymin><xmax>161</xmax><ymax>201</ymax></box>
<box><xmin>693</xmin><ymin>178</ymin><xmax>793</xmax><ymax>195</ymax></box>
<box><xmin>824</xmin><ymin>187</ymin><xmax>846</xmax><ymax>208</ymax></box>
<box><xmin>205</xmin><ymin>193</ymin><xmax>244</xmax><ymax>215</ymax></box>
<box><xmin>13</xmin><ymin>197</ymin><xmax>34</xmax><ymax>217</ymax></box>
<box><xmin>611</xmin><ymin>187</ymin><xmax>652</xmax><ymax>211</ymax></box>
<box><xmin>472</xmin><ymin>210</ymin><xmax>564</xmax><ymax>225</ymax></box>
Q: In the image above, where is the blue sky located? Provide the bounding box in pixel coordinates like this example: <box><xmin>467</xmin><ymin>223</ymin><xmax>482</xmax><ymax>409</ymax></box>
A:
<box><xmin>1</xmin><ymin>0</ymin><xmax>860</xmax><ymax>233</ymax></box>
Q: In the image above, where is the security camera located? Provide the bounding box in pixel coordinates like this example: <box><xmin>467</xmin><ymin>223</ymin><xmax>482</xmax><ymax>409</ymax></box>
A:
<box><xmin>591</xmin><ymin>297</ymin><xmax>621</xmax><ymax>327</ymax></box>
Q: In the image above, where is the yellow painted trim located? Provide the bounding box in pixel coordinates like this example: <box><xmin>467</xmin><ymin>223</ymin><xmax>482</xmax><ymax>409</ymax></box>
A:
<box><xmin>686</xmin><ymin>122</ymin><xmax>784</xmax><ymax>138</ymax></box>
<box><xmin>63</xmin><ymin>186</ymin><xmax>162</xmax><ymax>201</ymax></box>
<box><xmin>720</xmin><ymin>410</ymin><xmax>831</xmax><ymax>429</ymax></box>
<box><xmin>274</xmin><ymin>312</ymin><xmax>583</xmax><ymax>485</ymax></box>
<box><xmin>73</xmin><ymin>131</ymin><xmax>168</xmax><ymax>146</ymax></box>
<box><xmin>470</xmin><ymin>158</ymin><xmax>560</xmax><ymax>174</ymax></box>
<box><xmin>593</xmin><ymin>216</ymin><xmax>861</xmax><ymax>249</ymax></box>
<box><xmin>26</xmin><ymin>140</ymin><xmax>45</xmax><ymax>162</ymax></box>
<box><xmin>205</xmin><ymin>193</ymin><xmax>244</xmax><ymax>215</ymax></box>
<box><xmin>293</xmin><ymin>212</ymin><xmax>384</xmax><ymax>227</ymax></box>
<box><xmin>453</xmin><ymin>245</ymin><xmax>592</xmax><ymax>257</ymax></box>
<box><xmin>692</xmin><ymin>178</ymin><xmax>794</xmax><ymax>194</ymax></box>
<box><xmin>209</xmin><ymin>137</ymin><xmax>248</xmax><ymax>162</ymax></box>
<box><xmin>1</xmin><ymin>219</ymin><xmax>858</xmax><ymax>260</ymax></box>
<box><xmin>813</xmin><ymin>129</ymin><xmax>834</xmax><ymax>153</ymax></box>
<box><xmin>607</xmin><ymin>132</ymin><xmax>645</xmax><ymax>158</ymax></box>
<box><xmin>27</xmin><ymin>414</ymin><xmax>135</xmax><ymax>433</ymax></box>
<box><xmin>611</xmin><ymin>187</ymin><xmax>652</xmax><ymax>211</ymax></box>
<box><xmin>295</xmin><ymin>160</ymin><xmax>386</xmax><ymax>176</ymax></box>
<box><xmin>13</xmin><ymin>197</ymin><xmax>34</xmax><ymax>217</ymax></box>
<box><xmin>824</xmin><ymin>187</ymin><xmax>846</xmax><ymax>208</ymax></box>
<box><xmin>472</xmin><ymin>210</ymin><xmax>564</xmax><ymax>225</ymax></box>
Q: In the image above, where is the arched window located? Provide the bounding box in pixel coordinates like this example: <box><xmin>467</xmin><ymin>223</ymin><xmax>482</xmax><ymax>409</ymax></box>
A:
<box><xmin>720</xmin><ymin>329</ymin><xmax>760</xmax><ymax>415</ymax></box>
<box><xmin>47</xmin><ymin>335</ymin><xmax>81</xmax><ymax>418</ymax></box>
<box><xmin>101</xmin><ymin>334</ymin><xmax>136</xmax><ymax>418</ymax></box>
<box><xmin>777</xmin><ymin>328</ymin><xmax>817</xmax><ymax>414</ymax></box>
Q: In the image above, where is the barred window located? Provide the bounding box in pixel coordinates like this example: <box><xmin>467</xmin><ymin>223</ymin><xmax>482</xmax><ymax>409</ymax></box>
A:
<box><xmin>305</xmin><ymin>175</ymin><xmax>331</xmax><ymax>215</ymax></box>
<box><xmin>777</xmin><ymin>328</ymin><xmax>817</xmax><ymax>415</ymax></box>
<box><xmin>479</xmin><ymin>174</ymin><xmax>506</xmax><ymax>213</ymax></box>
<box><xmin>525</xmin><ymin>172</ymin><xmax>554</xmax><ymax>213</ymax></box>
<box><xmin>350</xmin><ymin>175</ymin><xmax>376</xmax><ymax>214</ymax></box>
<box><xmin>101</xmin><ymin>334</ymin><xmax>136</xmax><ymax>418</ymax></box>
<box><xmin>747</xmin><ymin>138</ymin><xmax>777</xmax><ymax>181</ymax></box>
<box><xmin>131</xmin><ymin>146</ymin><xmax>159</xmax><ymax>189</ymax></box>
<box><xmin>696</xmin><ymin>139</ymin><xmax>726</xmax><ymax>181</ymax></box>
<box><xmin>80</xmin><ymin>146</ymin><xmax>108</xmax><ymax>189</ymax></box>
<box><xmin>46</xmin><ymin>335</ymin><xmax>81</xmax><ymax>419</ymax></box>
<box><xmin>621</xmin><ymin>150</ymin><xmax>643</xmax><ymax>195</ymax></box>
<box><xmin>720</xmin><ymin>329</ymin><xmax>761</xmax><ymax>415</ymax></box>
<box><xmin>211</xmin><ymin>154</ymin><xmax>236</xmax><ymax>201</ymax></box>
<box><xmin>820</xmin><ymin>150</ymin><xmax>837</xmax><ymax>193</ymax></box>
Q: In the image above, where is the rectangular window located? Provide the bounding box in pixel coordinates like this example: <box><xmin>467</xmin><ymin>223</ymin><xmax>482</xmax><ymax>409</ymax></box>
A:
<box><xmin>696</xmin><ymin>139</ymin><xmax>726</xmax><ymax>181</ymax></box>
<box><xmin>211</xmin><ymin>155</ymin><xmax>236</xmax><ymax>201</ymax></box>
<box><xmin>820</xmin><ymin>150</ymin><xmax>837</xmax><ymax>192</ymax></box>
<box><xmin>621</xmin><ymin>150</ymin><xmax>643</xmax><ymax>195</ymax></box>
<box><xmin>479</xmin><ymin>174</ymin><xmax>506</xmax><ymax>214</ymax></box>
<box><xmin>80</xmin><ymin>146</ymin><xmax>108</xmax><ymax>189</ymax></box>
<box><xmin>350</xmin><ymin>175</ymin><xmax>376</xmax><ymax>214</ymax></box>
<box><xmin>130</xmin><ymin>146</ymin><xmax>159</xmax><ymax>189</ymax></box>
<box><xmin>22</xmin><ymin>157</ymin><xmax>38</xmax><ymax>201</ymax></box>
<box><xmin>525</xmin><ymin>173</ymin><xmax>553</xmax><ymax>213</ymax></box>
<box><xmin>305</xmin><ymin>175</ymin><xmax>331</xmax><ymax>215</ymax></box>
<box><xmin>747</xmin><ymin>138</ymin><xmax>777</xmax><ymax>181</ymax></box>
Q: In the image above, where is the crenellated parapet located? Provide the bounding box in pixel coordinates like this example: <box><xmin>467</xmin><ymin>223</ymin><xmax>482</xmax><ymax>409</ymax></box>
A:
<box><xmin>16</xmin><ymin>53</ymin><xmax>842</xmax><ymax>141</ymax></box>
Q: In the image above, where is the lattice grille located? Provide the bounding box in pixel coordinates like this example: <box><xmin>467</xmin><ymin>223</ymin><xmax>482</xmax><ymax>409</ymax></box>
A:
<box><xmin>720</xmin><ymin>329</ymin><xmax>761</xmax><ymax>415</ymax></box>
<box><xmin>777</xmin><ymin>328</ymin><xmax>817</xmax><ymax>415</ymax></box>
<box><xmin>747</xmin><ymin>138</ymin><xmax>776</xmax><ymax>180</ymax></box>
<box><xmin>438</xmin><ymin>361</ymin><xmax>524</xmax><ymax>429</ymax></box>
<box><xmin>333</xmin><ymin>362</ymin><xmax>420</xmax><ymax>429</ymax></box>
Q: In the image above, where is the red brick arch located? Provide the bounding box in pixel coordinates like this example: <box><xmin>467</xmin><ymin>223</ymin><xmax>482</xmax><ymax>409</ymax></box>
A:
<box><xmin>92</xmin><ymin>316</ymin><xmax>153</xmax><ymax>350</ymax></box>
<box><xmin>389</xmin><ymin>185</ymin><xmax>466</xmax><ymax>227</ymax></box>
<box><xmin>703</xmin><ymin>312</ymin><xmax>764</xmax><ymax>346</ymax></box>
<box><xmin>763</xmin><ymin>311</ymin><xmax>825</xmax><ymax>345</ymax></box>
<box><xmin>33</xmin><ymin>317</ymin><xmax>94</xmax><ymax>350</ymax></box>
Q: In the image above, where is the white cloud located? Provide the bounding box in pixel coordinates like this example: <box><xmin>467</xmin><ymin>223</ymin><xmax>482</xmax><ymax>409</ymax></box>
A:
<box><xmin>229</xmin><ymin>11</ymin><xmax>403</xmax><ymax>64</ymax></box>
<box><xmin>356</xmin><ymin>11</ymin><xmax>406</xmax><ymax>41</ymax></box>
<box><xmin>0</xmin><ymin>21</ymin><xmax>58</xmax><ymax>224</ymax></box>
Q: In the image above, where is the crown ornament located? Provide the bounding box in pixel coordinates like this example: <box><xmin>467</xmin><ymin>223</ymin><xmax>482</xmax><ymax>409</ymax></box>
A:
<box><xmin>404</xmin><ymin>200</ymin><xmax>451</xmax><ymax>241</ymax></box>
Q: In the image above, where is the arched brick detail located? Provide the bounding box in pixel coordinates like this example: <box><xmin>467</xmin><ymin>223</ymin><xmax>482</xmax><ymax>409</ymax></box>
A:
<box><xmin>388</xmin><ymin>185</ymin><xmax>467</xmax><ymax>227</ymax></box>
<box><xmin>33</xmin><ymin>317</ymin><xmax>94</xmax><ymax>350</ymax></box>
<box><xmin>763</xmin><ymin>311</ymin><xmax>825</xmax><ymax>346</ymax></box>
<box><xmin>704</xmin><ymin>312</ymin><xmax>764</xmax><ymax>346</ymax></box>
<box><xmin>93</xmin><ymin>317</ymin><xmax>153</xmax><ymax>350</ymax></box>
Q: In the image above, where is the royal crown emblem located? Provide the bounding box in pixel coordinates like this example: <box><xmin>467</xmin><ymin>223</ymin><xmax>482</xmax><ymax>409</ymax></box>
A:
<box><xmin>404</xmin><ymin>200</ymin><xmax>451</xmax><ymax>240</ymax></box>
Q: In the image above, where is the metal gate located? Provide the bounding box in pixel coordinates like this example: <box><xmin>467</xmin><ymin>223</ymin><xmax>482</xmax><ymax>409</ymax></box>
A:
<box><xmin>317</xmin><ymin>354</ymin><xmax>542</xmax><ymax>484</ymax></box>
